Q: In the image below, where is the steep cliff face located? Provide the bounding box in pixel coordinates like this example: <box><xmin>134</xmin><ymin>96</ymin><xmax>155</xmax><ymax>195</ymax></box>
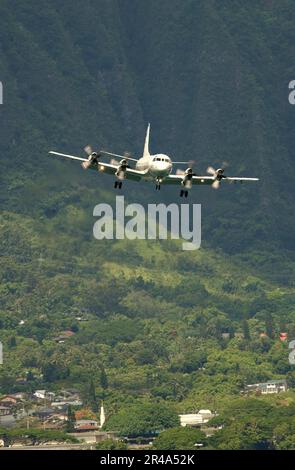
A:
<box><xmin>0</xmin><ymin>0</ymin><xmax>294</xmax><ymax>254</ymax></box>
<box><xmin>119</xmin><ymin>0</ymin><xmax>295</xmax><ymax>252</ymax></box>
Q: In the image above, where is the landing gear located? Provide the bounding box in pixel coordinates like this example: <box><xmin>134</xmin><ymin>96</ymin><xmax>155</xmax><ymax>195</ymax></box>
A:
<box><xmin>114</xmin><ymin>181</ymin><xmax>123</xmax><ymax>189</ymax></box>
<box><xmin>155</xmin><ymin>177</ymin><xmax>162</xmax><ymax>190</ymax></box>
<box><xmin>180</xmin><ymin>190</ymin><xmax>188</xmax><ymax>197</ymax></box>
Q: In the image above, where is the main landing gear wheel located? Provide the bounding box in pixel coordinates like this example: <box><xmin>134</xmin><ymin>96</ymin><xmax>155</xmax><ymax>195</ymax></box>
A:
<box><xmin>114</xmin><ymin>181</ymin><xmax>123</xmax><ymax>189</ymax></box>
<box><xmin>180</xmin><ymin>190</ymin><xmax>188</xmax><ymax>197</ymax></box>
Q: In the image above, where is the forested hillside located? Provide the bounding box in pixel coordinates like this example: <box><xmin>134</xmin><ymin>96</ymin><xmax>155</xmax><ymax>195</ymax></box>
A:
<box><xmin>0</xmin><ymin>0</ymin><xmax>294</xmax><ymax>449</ymax></box>
<box><xmin>1</xmin><ymin>0</ymin><xmax>295</xmax><ymax>254</ymax></box>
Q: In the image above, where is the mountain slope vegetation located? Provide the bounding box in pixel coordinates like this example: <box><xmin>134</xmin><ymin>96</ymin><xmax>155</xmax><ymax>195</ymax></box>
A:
<box><xmin>0</xmin><ymin>0</ymin><xmax>294</xmax><ymax>449</ymax></box>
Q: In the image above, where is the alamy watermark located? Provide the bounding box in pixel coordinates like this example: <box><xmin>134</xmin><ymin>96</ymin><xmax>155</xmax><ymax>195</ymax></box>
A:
<box><xmin>93</xmin><ymin>196</ymin><xmax>201</xmax><ymax>250</ymax></box>
<box><xmin>288</xmin><ymin>80</ymin><xmax>295</xmax><ymax>104</ymax></box>
<box><xmin>289</xmin><ymin>340</ymin><xmax>295</xmax><ymax>365</ymax></box>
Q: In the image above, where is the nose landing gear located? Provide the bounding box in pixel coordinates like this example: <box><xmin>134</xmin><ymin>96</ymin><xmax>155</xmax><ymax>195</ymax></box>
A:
<box><xmin>155</xmin><ymin>177</ymin><xmax>162</xmax><ymax>190</ymax></box>
<box><xmin>114</xmin><ymin>181</ymin><xmax>123</xmax><ymax>189</ymax></box>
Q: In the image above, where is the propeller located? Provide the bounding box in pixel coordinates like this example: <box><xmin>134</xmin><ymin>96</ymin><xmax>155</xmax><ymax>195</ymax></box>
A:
<box><xmin>212</xmin><ymin>180</ymin><xmax>221</xmax><ymax>189</ymax></box>
<box><xmin>188</xmin><ymin>159</ymin><xmax>196</xmax><ymax>169</ymax></box>
<box><xmin>123</xmin><ymin>151</ymin><xmax>133</xmax><ymax>160</ymax></box>
<box><xmin>84</xmin><ymin>145</ymin><xmax>93</xmax><ymax>156</ymax></box>
<box><xmin>82</xmin><ymin>145</ymin><xmax>101</xmax><ymax>169</ymax></box>
<box><xmin>206</xmin><ymin>162</ymin><xmax>229</xmax><ymax>189</ymax></box>
<box><xmin>206</xmin><ymin>166</ymin><xmax>216</xmax><ymax>176</ymax></box>
<box><xmin>176</xmin><ymin>160</ymin><xmax>197</xmax><ymax>176</ymax></box>
<box><xmin>207</xmin><ymin>161</ymin><xmax>228</xmax><ymax>174</ymax></box>
<box><xmin>110</xmin><ymin>157</ymin><xmax>129</xmax><ymax>180</ymax></box>
<box><xmin>176</xmin><ymin>162</ymin><xmax>197</xmax><ymax>189</ymax></box>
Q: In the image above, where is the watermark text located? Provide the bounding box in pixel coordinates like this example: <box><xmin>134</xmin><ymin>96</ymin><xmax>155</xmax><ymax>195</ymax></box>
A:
<box><xmin>93</xmin><ymin>196</ymin><xmax>201</xmax><ymax>250</ymax></box>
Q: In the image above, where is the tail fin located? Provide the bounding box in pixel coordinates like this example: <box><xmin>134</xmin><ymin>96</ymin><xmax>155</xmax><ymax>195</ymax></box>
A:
<box><xmin>143</xmin><ymin>123</ymin><xmax>151</xmax><ymax>158</ymax></box>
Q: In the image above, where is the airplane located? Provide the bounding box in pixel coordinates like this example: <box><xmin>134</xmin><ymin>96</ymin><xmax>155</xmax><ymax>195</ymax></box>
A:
<box><xmin>49</xmin><ymin>124</ymin><xmax>259</xmax><ymax>197</ymax></box>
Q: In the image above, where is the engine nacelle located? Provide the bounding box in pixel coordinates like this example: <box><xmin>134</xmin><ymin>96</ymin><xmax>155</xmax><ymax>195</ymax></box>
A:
<box><xmin>181</xmin><ymin>167</ymin><xmax>194</xmax><ymax>188</ymax></box>
<box><xmin>82</xmin><ymin>152</ymin><xmax>99</xmax><ymax>170</ymax></box>
<box><xmin>115</xmin><ymin>159</ymin><xmax>128</xmax><ymax>180</ymax></box>
<box><xmin>216</xmin><ymin>168</ymin><xmax>225</xmax><ymax>179</ymax></box>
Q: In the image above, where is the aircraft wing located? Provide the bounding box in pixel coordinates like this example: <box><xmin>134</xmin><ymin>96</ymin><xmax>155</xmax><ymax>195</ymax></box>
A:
<box><xmin>96</xmin><ymin>161</ymin><xmax>145</xmax><ymax>181</ymax></box>
<box><xmin>100</xmin><ymin>150</ymin><xmax>139</xmax><ymax>162</ymax></box>
<box><xmin>163</xmin><ymin>175</ymin><xmax>259</xmax><ymax>185</ymax></box>
<box><xmin>163</xmin><ymin>175</ymin><xmax>215</xmax><ymax>185</ymax></box>
<box><xmin>49</xmin><ymin>151</ymin><xmax>88</xmax><ymax>162</ymax></box>
<box><xmin>48</xmin><ymin>151</ymin><xmax>145</xmax><ymax>182</ymax></box>
<box><xmin>222</xmin><ymin>177</ymin><xmax>259</xmax><ymax>182</ymax></box>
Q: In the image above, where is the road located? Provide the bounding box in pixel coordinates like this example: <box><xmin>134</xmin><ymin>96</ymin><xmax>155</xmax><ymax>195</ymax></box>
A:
<box><xmin>0</xmin><ymin>443</ymin><xmax>95</xmax><ymax>450</ymax></box>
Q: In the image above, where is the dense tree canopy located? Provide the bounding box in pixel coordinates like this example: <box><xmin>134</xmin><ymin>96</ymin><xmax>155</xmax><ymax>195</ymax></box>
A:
<box><xmin>153</xmin><ymin>427</ymin><xmax>206</xmax><ymax>450</ymax></box>
<box><xmin>103</xmin><ymin>403</ymin><xmax>179</xmax><ymax>437</ymax></box>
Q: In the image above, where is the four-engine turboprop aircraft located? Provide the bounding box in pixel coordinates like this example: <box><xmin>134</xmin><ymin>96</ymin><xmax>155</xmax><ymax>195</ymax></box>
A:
<box><xmin>49</xmin><ymin>124</ymin><xmax>259</xmax><ymax>197</ymax></box>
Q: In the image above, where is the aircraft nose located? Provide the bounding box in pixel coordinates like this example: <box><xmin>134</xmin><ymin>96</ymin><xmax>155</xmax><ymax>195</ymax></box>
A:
<box><xmin>159</xmin><ymin>162</ymin><xmax>171</xmax><ymax>175</ymax></box>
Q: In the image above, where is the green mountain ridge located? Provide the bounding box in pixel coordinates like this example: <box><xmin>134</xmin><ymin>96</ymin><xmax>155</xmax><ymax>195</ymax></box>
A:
<box><xmin>0</xmin><ymin>0</ymin><xmax>295</xmax><ymax>253</ymax></box>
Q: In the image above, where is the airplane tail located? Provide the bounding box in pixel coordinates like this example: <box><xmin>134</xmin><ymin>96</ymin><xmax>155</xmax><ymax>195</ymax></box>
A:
<box><xmin>143</xmin><ymin>123</ymin><xmax>150</xmax><ymax>158</ymax></box>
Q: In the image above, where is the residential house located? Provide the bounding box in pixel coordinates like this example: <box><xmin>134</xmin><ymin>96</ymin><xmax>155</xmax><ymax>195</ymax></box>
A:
<box><xmin>51</xmin><ymin>399</ymin><xmax>83</xmax><ymax>408</ymax></box>
<box><xmin>8</xmin><ymin>392</ymin><xmax>27</xmax><ymax>401</ymax></box>
<box><xmin>53</xmin><ymin>330</ymin><xmax>75</xmax><ymax>343</ymax></box>
<box><xmin>245</xmin><ymin>379</ymin><xmax>287</xmax><ymax>395</ymax></box>
<box><xmin>33</xmin><ymin>407</ymin><xmax>55</xmax><ymax>419</ymax></box>
<box><xmin>74</xmin><ymin>419</ymin><xmax>99</xmax><ymax>432</ymax></box>
<box><xmin>51</xmin><ymin>389</ymin><xmax>82</xmax><ymax>408</ymax></box>
<box><xmin>33</xmin><ymin>390</ymin><xmax>55</xmax><ymax>401</ymax></box>
<box><xmin>0</xmin><ymin>406</ymin><xmax>11</xmax><ymax>417</ymax></box>
<box><xmin>179</xmin><ymin>410</ymin><xmax>215</xmax><ymax>427</ymax></box>
<box><xmin>0</xmin><ymin>395</ymin><xmax>18</xmax><ymax>407</ymax></box>
<box><xmin>43</xmin><ymin>413</ymin><xmax>68</xmax><ymax>429</ymax></box>
<box><xmin>48</xmin><ymin>403</ymin><xmax>68</xmax><ymax>413</ymax></box>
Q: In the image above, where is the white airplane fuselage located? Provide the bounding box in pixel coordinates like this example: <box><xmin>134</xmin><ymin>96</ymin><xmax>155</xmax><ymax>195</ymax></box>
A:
<box><xmin>136</xmin><ymin>153</ymin><xmax>173</xmax><ymax>180</ymax></box>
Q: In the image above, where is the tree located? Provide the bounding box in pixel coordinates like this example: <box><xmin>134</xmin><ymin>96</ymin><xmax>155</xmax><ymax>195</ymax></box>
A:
<box><xmin>87</xmin><ymin>379</ymin><xmax>98</xmax><ymax>412</ymax></box>
<box><xmin>273</xmin><ymin>422</ymin><xmax>295</xmax><ymax>450</ymax></box>
<box><xmin>42</xmin><ymin>362</ymin><xmax>69</xmax><ymax>382</ymax></box>
<box><xmin>209</xmin><ymin>419</ymin><xmax>273</xmax><ymax>450</ymax></box>
<box><xmin>242</xmin><ymin>319</ymin><xmax>251</xmax><ymax>341</ymax></box>
<box><xmin>286</xmin><ymin>371</ymin><xmax>295</xmax><ymax>389</ymax></box>
<box><xmin>100</xmin><ymin>366</ymin><xmax>108</xmax><ymax>391</ymax></box>
<box><xmin>65</xmin><ymin>405</ymin><xmax>76</xmax><ymax>432</ymax></box>
<box><xmin>153</xmin><ymin>427</ymin><xmax>206</xmax><ymax>450</ymax></box>
<box><xmin>103</xmin><ymin>403</ymin><xmax>179</xmax><ymax>437</ymax></box>
<box><xmin>265</xmin><ymin>314</ymin><xmax>275</xmax><ymax>339</ymax></box>
<box><xmin>26</xmin><ymin>371</ymin><xmax>34</xmax><ymax>381</ymax></box>
<box><xmin>8</xmin><ymin>336</ymin><xmax>16</xmax><ymax>348</ymax></box>
<box><xmin>71</xmin><ymin>322</ymin><xmax>79</xmax><ymax>333</ymax></box>
<box><xmin>208</xmin><ymin>399</ymin><xmax>275</xmax><ymax>450</ymax></box>
<box><xmin>96</xmin><ymin>439</ymin><xmax>127</xmax><ymax>450</ymax></box>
